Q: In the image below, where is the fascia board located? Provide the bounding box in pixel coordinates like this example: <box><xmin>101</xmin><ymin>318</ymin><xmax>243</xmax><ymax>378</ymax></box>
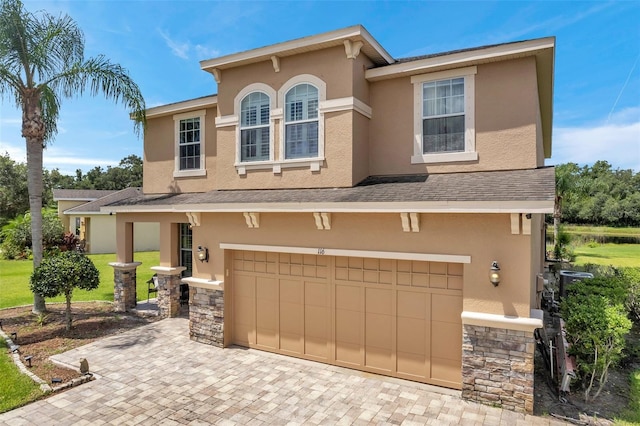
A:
<box><xmin>200</xmin><ymin>25</ymin><xmax>394</xmax><ymax>71</ymax></box>
<box><xmin>102</xmin><ymin>200</ymin><xmax>554</xmax><ymax>214</ymax></box>
<box><xmin>145</xmin><ymin>95</ymin><xmax>218</xmax><ymax>118</ymax></box>
<box><xmin>365</xmin><ymin>38</ymin><xmax>555</xmax><ymax>81</ymax></box>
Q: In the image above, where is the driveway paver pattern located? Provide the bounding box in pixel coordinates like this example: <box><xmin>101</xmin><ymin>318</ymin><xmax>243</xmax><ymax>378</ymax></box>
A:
<box><xmin>0</xmin><ymin>318</ymin><xmax>568</xmax><ymax>425</ymax></box>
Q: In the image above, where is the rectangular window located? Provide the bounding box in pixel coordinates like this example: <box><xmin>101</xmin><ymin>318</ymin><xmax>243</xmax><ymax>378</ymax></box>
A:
<box><xmin>241</xmin><ymin>127</ymin><xmax>270</xmax><ymax>161</ymax></box>
<box><xmin>178</xmin><ymin>117</ymin><xmax>201</xmax><ymax>170</ymax></box>
<box><xmin>285</xmin><ymin>121</ymin><xmax>318</xmax><ymax>159</ymax></box>
<box><xmin>179</xmin><ymin>223</ymin><xmax>192</xmax><ymax>278</ymax></box>
<box><xmin>411</xmin><ymin>67</ymin><xmax>477</xmax><ymax>164</ymax></box>
<box><xmin>422</xmin><ymin>78</ymin><xmax>465</xmax><ymax>154</ymax></box>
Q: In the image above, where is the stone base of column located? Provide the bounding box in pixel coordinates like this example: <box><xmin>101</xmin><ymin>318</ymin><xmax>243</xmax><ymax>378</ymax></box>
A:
<box><xmin>462</xmin><ymin>324</ymin><xmax>536</xmax><ymax>414</ymax></box>
<box><xmin>151</xmin><ymin>266</ymin><xmax>186</xmax><ymax>319</ymax></box>
<box><xmin>189</xmin><ymin>286</ymin><xmax>224</xmax><ymax>347</ymax></box>
<box><xmin>109</xmin><ymin>262</ymin><xmax>141</xmax><ymax>312</ymax></box>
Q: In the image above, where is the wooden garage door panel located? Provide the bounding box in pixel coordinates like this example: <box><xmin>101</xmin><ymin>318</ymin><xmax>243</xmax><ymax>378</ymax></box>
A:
<box><xmin>232</xmin><ymin>251</ymin><xmax>462</xmax><ymax>389</ymax></box>
<box><xmin>256</xmin><ymin>277</ymin><xmax>278</xmax><ymax>349</ymax></box>
<box><xmin>233</xmin><ymin>274</ymin><xmax>256</xmax><ymax>345</ymax></box>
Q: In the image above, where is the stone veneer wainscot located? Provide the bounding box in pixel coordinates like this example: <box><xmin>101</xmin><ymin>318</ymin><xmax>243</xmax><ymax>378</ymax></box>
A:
<box><xmin>460</xmin><ymin>311</ymin><xmax>542</xmax><ymax>414</ymax></box>
<box><xmin>182</xmin><ymin>278</ymin><xmax>224</xmax><ymax>347</ymax></box>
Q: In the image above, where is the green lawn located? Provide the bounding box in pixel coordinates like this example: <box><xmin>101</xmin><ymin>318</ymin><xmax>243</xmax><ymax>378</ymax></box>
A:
<box><xmin>0</xmin><ymin>252</ymin><xmax>159</xmax><ymax>309</ymax></box>
<box><xmin>573</xmin><ymin>243</ymin><xmax>640</xmax><ymax>268</ymax></box>
<box><xmin>0</xmin><ymin>338</ymin><xmax>44</xmax><ymax>413</ymax></box>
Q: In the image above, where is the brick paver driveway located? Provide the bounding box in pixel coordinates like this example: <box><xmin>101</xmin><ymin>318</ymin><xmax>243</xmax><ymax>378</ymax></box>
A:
<box><xmin>0</xmin><ymin>318</ymin><xmax>567</xmax><ymax>425</ymax></box>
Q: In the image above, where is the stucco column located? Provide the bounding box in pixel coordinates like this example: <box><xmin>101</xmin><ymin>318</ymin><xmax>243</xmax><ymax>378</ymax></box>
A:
<box><xmin>151</xmin><ymin>266</ymin><xmax>186</xmax><ymax>318</ymax></box>
<box><xmin>109</xmin><ymin>262</ymin><xmax>141</xmax><ymax>312</ymax></box>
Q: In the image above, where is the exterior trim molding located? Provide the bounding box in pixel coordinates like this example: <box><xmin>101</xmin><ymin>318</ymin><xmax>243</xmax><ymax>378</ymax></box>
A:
<box><xmin>151</xmin><ymin>266</ymin><xmax>187</xmax><ymax>276</ymax></box>
<box><xmin>181</xmin><ymin>277</ymin><xmax>224</xmax><ymax>291</ymax></box>
<box><xmin>461</xmin><ymin>309</ymin><xmax>543</xmax><ymax>332</ymax></box>
<box><xmin>146</xmin><ymin>96</ymin><xmax>217</xmax><ymax>118</ymax></box>
<box><xmin>243</xmin><ymin>212</ymin><xmax>260</xmax><ymax>228</ymax></box>
<box><xmin>104</xmin><ymin>200</ymin><xmax>554</xmax><ymax>214</ymax></box>
<box><xmin>366</xmin><ymin>37</ymin><xmax>554</xmax><ymax>81</ymax></box>
<box><xmin>220</xmin><ymin>243</ymin><xmax>471</xmax><ymax>263</ymax></box>
<box><xmin>109</xmin><ymin>262</ymin><xmax>142</xmax><ymax>271</ymax></box>
<box><xmin>319</xmin><ymin>97</ymin><xmax>372</xmax><ymax>119</ymax></box>
<box><xmin>215</xmin><ymin>115</ymin><xmax>238</xmax><ymax>128</ymax></box>
<box><xmin>186</xmin><ymin>212</ymin><xmax>201</xmax><ymax>227</ymax></box>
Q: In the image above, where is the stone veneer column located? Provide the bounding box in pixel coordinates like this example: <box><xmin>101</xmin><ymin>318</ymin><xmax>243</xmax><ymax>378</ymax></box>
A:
<box><xmin>461</xmin><ymin>321</ymin><xmax>538</xmax><ymax>414</ymax></box>
<box><xmin>109</xmin><ymin>262</ymin><xmax>141</xmax><ymax>312</ymax></box>
<box><xmin>189</xmin><ymin>286</ymin><xmax>224</xmax><ymax>347</ymax></box>
<box><xmin>151</xmin><ymin>266</ymin><xmax>186</xmax><ymax>318</ymax></box>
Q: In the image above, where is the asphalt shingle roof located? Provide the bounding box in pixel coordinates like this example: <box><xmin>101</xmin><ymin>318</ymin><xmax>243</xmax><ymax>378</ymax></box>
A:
<box><xmin>64</xmin><ymin>188</ymin><xmax>142</xmax><ymax>213</ymax></box>
<box><xmin>52</xmin><ymin>189</ymin><xmax>118</xmax><ymax>201</ymax></box>
<box><xmin>106</xmin><ymin>168</ymin><xmax>554</xmax><ymax>209</ymax></box>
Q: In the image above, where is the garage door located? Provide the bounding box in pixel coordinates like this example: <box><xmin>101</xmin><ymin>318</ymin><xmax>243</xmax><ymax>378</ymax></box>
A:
<box><xmin>231</xmin><ymin>250</ymin><xmax>463</xmax><ymax>389</ymax></box>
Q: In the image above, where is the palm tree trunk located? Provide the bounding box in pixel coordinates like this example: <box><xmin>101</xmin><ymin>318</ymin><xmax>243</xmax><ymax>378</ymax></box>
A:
<box><xmin>65</xmin><ymin>292</ymin><xmax>72</xmax><ymax>331</ymax></box>
<box><xmin>23</xmin><ymin>91</ymin><xmax>47</xmax><ymax>314</ymax></box>
<box><xmin>26</xmin><ymin>136</ymin><xmax>46</xmax><ymax>313</ymax></box>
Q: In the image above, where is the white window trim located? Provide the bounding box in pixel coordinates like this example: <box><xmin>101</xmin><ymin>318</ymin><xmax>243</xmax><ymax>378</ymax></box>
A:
<box><xmin>234</xmin><ymin>83</ymin><xmax>277</xmax><ymax>168</ymax></box>
<box><xmin>173</xmin><ymin>110</ymin><xmax>206</xmax><ymax>178</ymax></box>
<box><xmin>410</xmin><ymin>66</ymin><xmax>477</xmax><ymax>164</ymax></box>
<box><xmin>278</xmin><ymin>74</ymin><xmax>327</xmax><ymax>169</ymax></box>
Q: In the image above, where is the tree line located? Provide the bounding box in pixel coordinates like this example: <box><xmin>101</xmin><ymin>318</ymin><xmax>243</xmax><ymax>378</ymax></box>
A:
<box><xmin>556</xmin><ymin>160</ymin><xmax>640</xmax><ymax>228</ymax></box>
<box><xmin>0</xmin><ymin>153</ymin><xmax>143</xmax><ymax>227</ymax></box>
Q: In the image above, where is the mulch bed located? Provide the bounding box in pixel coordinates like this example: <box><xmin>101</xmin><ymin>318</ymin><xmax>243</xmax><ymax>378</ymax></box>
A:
<box><xmin>0</xmin><ymin>302</ymin><xmax>160</xmax><ymax>386</ymax></box>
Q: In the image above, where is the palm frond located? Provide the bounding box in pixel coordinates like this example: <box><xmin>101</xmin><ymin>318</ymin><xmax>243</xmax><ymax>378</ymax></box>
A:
<box><xmin>39</xmin><ymin>85</ymin><xmax>59</xmax><ymax>143</ymax></box>
<box><xmin>47</xmin><ymin>55</ymin><xmax>146</xmax><ymax>136</ymax></box>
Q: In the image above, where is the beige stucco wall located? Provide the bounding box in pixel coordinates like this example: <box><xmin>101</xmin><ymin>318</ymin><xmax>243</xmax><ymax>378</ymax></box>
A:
<box><xmin>68</xmin><ymin>214</ymin><xmax>159</xmax><ymax>254</ymax></box>
<box><xmin>143</xmin><ymin>106</ymin><xmax>218</xmax><ymax>194</ymax></box>
<box><xmin>120</xmin><ymin>211</ymin><xmax>536</xmax><ymax>318</ymax></box>
<box><xmin>368</xmin><ymin>57</ymin><xmax>540</xmax><ymax>176</ymax></box>
<box><xmin>58</xmin><ymin>200</ymin><xmax>86</xmax><ymax>232</ymax></box>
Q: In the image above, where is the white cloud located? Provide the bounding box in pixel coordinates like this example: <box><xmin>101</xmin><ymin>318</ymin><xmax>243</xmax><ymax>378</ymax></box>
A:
<box><xmin>158</xmin><ymin>29</ymin><xmax>190</xmax><ymax>59</ymax></box>
<box><xmin>549</xmin><ymin>108</ymin><xmax>640</xmax><ymax>171</ymax></box>
<box><xmin>194</xmin><ymin>44</ymin><xmax>220</xmax><ymax>60</ymax></box>
<box><xmin>0</xmin><ymin>140</ymin><xmax>26</xmax><ymax>162</ymax></box>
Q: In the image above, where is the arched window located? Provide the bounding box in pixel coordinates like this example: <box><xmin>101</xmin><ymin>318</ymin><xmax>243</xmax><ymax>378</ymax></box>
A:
<box><xmin>240</xmin><ymin>92</ymin><xmax>270</xmax><ymax>162</ymax></box>
<box><xmin>284</xmin><ymin>84</ymin><xmax>318</xmax><ymax>159</ymax></box>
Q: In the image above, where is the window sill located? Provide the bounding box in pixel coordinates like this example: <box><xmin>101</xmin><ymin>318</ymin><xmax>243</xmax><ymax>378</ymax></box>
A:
<box><xmin>411</xmin><ymin>151</ymin><xmax>478</xmax><ymax>164</ymax></box>
<box><xmin>173</xmin><ymin>169</ymin><xmax>207</xmax><ymax>178</ymax></box>
<box><xmin>235</xmin><ymin>158</ymin><xmax>324</xmax><ymax>175</ymax></box>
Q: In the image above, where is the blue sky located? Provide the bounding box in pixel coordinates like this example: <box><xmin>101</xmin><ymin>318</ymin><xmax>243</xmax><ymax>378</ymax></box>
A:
<box><xmin>0</xmin><ymin>0</ymin><xmax>639</xmax><ymax>174</ymax></box>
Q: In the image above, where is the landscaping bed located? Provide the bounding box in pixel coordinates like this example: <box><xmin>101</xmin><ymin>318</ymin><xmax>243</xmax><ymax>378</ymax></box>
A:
<box><xmin>0</xmin><ymin>302</ymin><xmax>160</xmax><ymax>387</ymax></box>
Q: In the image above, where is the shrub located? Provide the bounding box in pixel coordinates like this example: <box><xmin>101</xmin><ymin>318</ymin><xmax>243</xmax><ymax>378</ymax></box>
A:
<box><xmin>30</xmin><ymin>251</ymin><xmax>99</xmax><ymax>330</ymax></box>
<box><xmin>0</xmin><ymin>209</ymin><xmax>64</xmax><ymax>259</ymax></box>
<box><xmin>562</xmin><ymin>275</ymin><xmax>633</xmax><ymax>401</ymax></box>
<box><xmin>621</xmin><ymin>268</ymin><xmax>640</xmax><ymax>322</ymax></box>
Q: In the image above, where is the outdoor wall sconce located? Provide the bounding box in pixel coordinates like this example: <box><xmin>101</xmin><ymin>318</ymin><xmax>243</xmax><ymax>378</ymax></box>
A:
<box><xmin>197</xmin><ymin>246</ymin><xmax>209</xmax><ymax>263</ymax></box>
<box><xmin>490</xmin><ymin>261</ymin><xmax>501</xmax><ymax>287</ymax></box>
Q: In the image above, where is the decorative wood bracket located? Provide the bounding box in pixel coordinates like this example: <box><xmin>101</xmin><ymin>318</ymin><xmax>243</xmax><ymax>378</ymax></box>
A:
<box><xmin>212</xmin><ymin>68</ymin><xmax>221</xmax><ymax>83</ymax></box>
<box><xmin>313</xmin><ymin>212</ymin><xmax>331</xmax><ymax>230</ymax></box>
<box><xmin>243</xmin><ymin>212</ymin><xmax>260</xmax><ymax>228</ymax></box>
<box><xmin>400</xmin><ymin>212</ymin><xmax>420</xmax><ymax>232</ymax></box>
<box><xmin>511</xmin><ymin>213</ymin><xmax>532</xmax><ymax>235</ymax></box>
<box><xmin>343</xmin><ymin>40</ymin><xmax>364</xmax><ymax>60</ymax></box>
<box><xmin>186</xmin><ymin>212</ymin><xmax>201</xmax><ymax>227</ymax></box>
<box><xmin>271</xmin><ymin>55</ymin><xmax>280</xmax><ymax>73</ymax></box>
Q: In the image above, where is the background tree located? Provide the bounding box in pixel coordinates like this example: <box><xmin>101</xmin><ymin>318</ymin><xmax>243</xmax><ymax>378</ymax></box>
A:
<box><xmin>0</xmin><ymin>0</ymin><xmax>145</xmax><ymax>313</ymax></box>
<box><xmin>554</xmin><ymin>163</ymin><xmax>578</xmax><ymax>249</ymax></box>
<box><xmin>30</xmin><ymin>251</ymin><xmax>99</xmax><ymax>330</ymax></box>
<box><xmin>0</xmin><ymin>152</ymin><xmax>28</xmax><ymax>227</ymax></box>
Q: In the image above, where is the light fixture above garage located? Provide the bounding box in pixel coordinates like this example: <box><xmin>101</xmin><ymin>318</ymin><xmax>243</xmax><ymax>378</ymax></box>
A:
<box><xmin>197</xmin><ymin>246</ymin><xmax>209</xmax><ymax>263</ymax></box>
<box><xmin>490</xmin><ymin>261</ymin><xmax>501</xmax><ymax>286</ymax></box>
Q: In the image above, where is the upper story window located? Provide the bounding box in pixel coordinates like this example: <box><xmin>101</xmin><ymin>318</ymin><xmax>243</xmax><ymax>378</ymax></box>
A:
<box><xmin>284</xmin><ymin>84</ymin><xmax>319</xmax><ymax>159</ymax></box>
<box><xmin>411</xmin><ymin>66</ymin><xmax>477</xmax><ymax>164</ymax></box>
<box><xmin>174</xmin><ymin>110</ymin><xmax>206</xmax><ymax>177</ymax></box>
<box><xmin>240</xmin><ymin>92</ymin><xmax>270</xmax><ymax>162</ymax></box>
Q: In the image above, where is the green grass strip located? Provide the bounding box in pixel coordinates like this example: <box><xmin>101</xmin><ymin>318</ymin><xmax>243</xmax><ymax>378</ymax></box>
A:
<box><xmin>615</xmin><ymin>370</ymin><xmax>640</xmax><ymax>425</ymax></box>
<box><xmin>0</xmin><ymin>337</ymin><xmax>44</xmax><ymax>413</ymax></box>
<box><xmin>573</xmin><ymin>244</ymin><xmax>640</xmax><ymax>268</ymax></box>
<box><xmin>0</xmin><ymin>251</ymin><xmax>159</xmax><ymax>309</ymax></box>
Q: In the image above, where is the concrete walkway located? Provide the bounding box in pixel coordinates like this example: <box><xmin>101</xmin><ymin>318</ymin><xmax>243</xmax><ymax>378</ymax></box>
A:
<box><xmin>0</xmin><ymin>318</ymin><xmax>568</xmax><ymax>425</ymax></box>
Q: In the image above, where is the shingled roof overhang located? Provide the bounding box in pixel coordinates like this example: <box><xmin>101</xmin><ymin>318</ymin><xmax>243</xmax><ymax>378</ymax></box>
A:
<box><xmin>103</xmin><ymin>168</ymin><xmax>555</xmax><ymax>215</ymax></box>
<box><xmin>200</xmin><ymin>25</ymin><xmax>394</xmax><ymax>73</ymax></box>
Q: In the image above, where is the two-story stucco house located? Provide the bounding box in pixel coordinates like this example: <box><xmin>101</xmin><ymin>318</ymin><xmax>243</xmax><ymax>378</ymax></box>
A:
<box><xmin>106</xmin><ymin>26</ymin><xmax>555</xmax><ymax>413</ymax></box>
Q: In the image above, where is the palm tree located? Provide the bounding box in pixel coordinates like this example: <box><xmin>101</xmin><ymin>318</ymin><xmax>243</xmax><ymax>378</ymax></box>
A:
<box><xmin>0</xmin><ymin>0</ymin><xmax>145</xmax><ymax>313</ymax></box>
